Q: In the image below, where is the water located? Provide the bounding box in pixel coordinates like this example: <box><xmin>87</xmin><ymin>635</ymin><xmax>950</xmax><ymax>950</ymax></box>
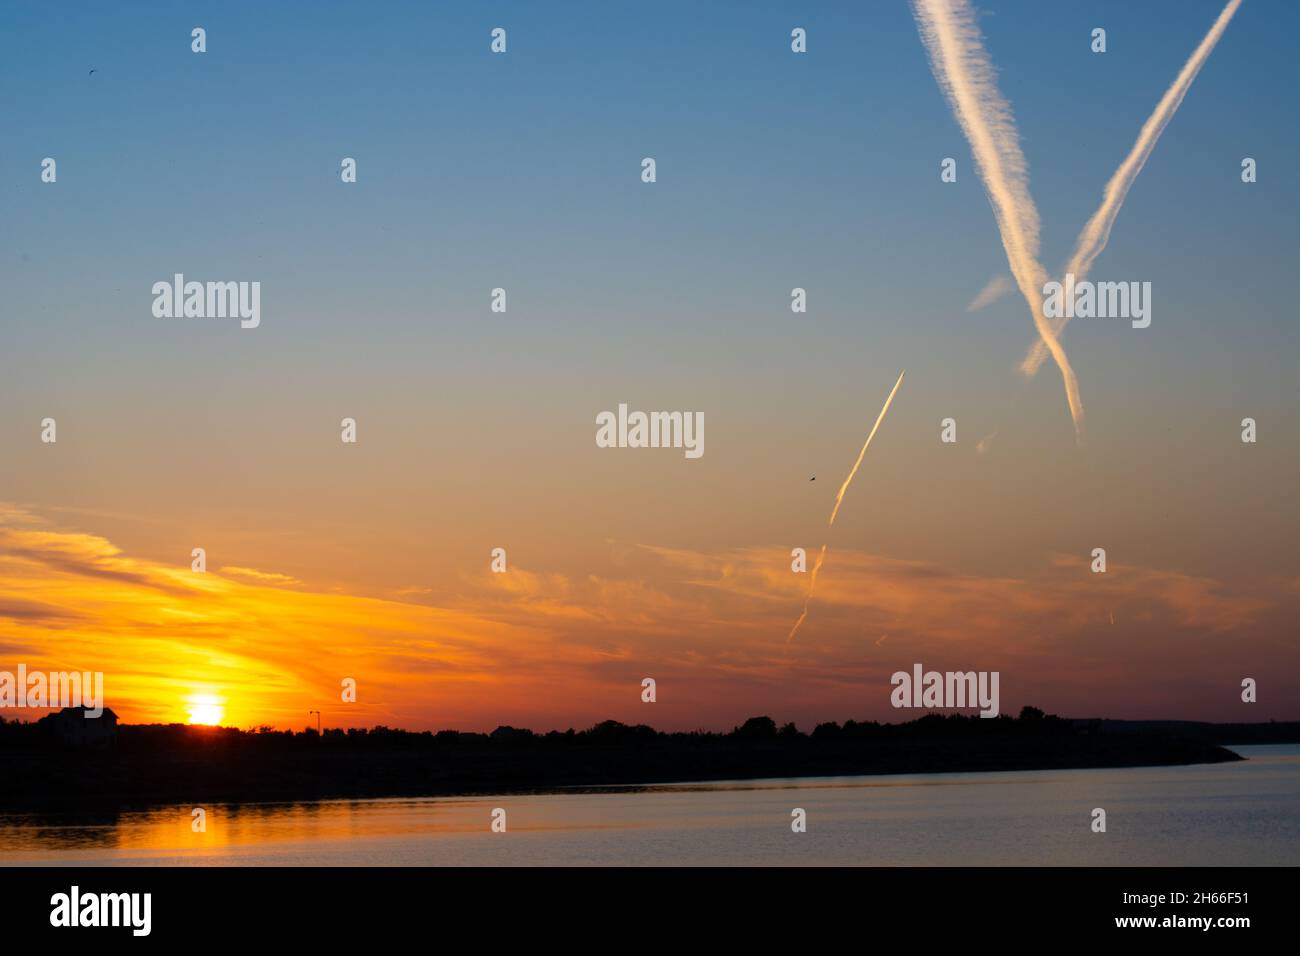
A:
<box><xmin>2</xmin><ymin>745</ymin><xmax>1296</xmax><ymax>866</ymax></box>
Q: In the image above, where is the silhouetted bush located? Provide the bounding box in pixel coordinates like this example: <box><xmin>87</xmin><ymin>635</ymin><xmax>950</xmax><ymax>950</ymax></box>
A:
<box><xmin>733</xmin><ymin>716</ymin><xmax>777</xmax><ymax>740</ymax></box>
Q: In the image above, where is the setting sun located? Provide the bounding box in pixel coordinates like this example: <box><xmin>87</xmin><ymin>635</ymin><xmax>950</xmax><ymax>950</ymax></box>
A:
<box><xmin>186</xmin><ymin>695</ymin><xmax>225</xmax><ymax>726</ymax></box>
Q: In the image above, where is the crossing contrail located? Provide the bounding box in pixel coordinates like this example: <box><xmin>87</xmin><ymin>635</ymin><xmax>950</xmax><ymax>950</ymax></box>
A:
<box><xmin>789</xmin><ymin>371</ymin><xmax>905</xmax><ymax>642</ymax></box>
<box><xmin>911</xmin><ymin>0</ymin><xmax>1085</xmax><ymax>442</ymax></box>
<box><xmin>1020</xmin><ymin>0</ymin><xmax>1242</xmax><ymax>376</ymax></box>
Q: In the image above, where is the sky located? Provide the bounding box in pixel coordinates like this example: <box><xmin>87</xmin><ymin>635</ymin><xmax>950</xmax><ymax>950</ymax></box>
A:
<box><xmin>1</xmin><ymin>1</ymin><xmax>1297</xmax><ymax>731</ymax></box>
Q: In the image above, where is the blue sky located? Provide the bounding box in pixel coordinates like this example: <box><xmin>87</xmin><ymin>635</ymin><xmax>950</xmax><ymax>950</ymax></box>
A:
<box><xmin>1</xmin><ymin>0</ymin><xmax>1296</xmax><ymax>595</ymax></box>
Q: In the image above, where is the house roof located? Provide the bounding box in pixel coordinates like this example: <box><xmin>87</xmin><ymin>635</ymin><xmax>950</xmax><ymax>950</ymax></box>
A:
<box><xmin>45</xmin><ymin>705</ymin><xmax>118</xmax><ymax>721</ymax></box>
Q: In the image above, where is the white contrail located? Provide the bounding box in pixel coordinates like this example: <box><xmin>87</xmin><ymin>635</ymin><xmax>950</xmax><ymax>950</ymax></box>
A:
<box><xmin>1020</xmin><ymin>0</ymin><xmax>1242</xmax><ymax>376</ymax></box>
<box><xmin>789</xmin><ymin>371</ymin><xmax>905</xmax><ymax>642</ymax></box>
<box><xmin>911</xmin><ymin>0</ymin><xmax>1086</xmax><ymax>443</ymax></box>
<box><xmin>829</xmin><ymin>370</ymin><xmax>906</xmax><ymax>527</ymax></box>
<box><xmin>909</xmin><ymin>0</ymin><xmax>1081</xmax><ymax>442</ymax></box>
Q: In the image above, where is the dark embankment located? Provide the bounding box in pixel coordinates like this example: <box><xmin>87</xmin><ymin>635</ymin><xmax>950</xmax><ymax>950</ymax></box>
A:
<box><xmin>0</xmin><ymin>707</ymin><xmax>1260</xmax><ymax>812</ymax></box>
<box><xmin>1087</xmin><ymin>719</ymin><xmax>1300</xmax><ymax>745</ymax></box>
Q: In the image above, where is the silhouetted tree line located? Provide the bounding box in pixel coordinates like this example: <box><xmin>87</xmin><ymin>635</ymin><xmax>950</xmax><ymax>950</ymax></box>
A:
<box><xmin>1</xmin><ymin>708</ymin><xmax>1281</xmax><ymax>812</ymax></box>
<box><xmin>1</xmin><ymin>706</ymin><xmax>1293</xmax><ymax>755</ymax></box>
<box><xmin>0</xmin><ymin>705</ymin><xmax>1076</xmax><ymax>753</ymax></box>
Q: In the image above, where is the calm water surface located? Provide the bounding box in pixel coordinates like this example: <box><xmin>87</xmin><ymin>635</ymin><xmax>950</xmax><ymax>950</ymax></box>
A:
<box><xmin>2</xmin><ymin>745</ymin><xmax>1296</xmax><ymax>866</ymax></box>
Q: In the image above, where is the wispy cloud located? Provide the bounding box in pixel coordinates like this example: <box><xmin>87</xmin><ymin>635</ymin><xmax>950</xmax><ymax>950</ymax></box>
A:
<box><xmin>220</xmin><ymin>566</ymin><xmax>302</xmax><ymax>587</ymax></box>
<box><xmin>2</xmin><ymin>507</ymin><xmax>1293</xmax><ymax>728</ymax></box>
<box><xmin>0</xmin><ymin>508</ymin><xmax>540</xmax><ymax>728</ymax></box>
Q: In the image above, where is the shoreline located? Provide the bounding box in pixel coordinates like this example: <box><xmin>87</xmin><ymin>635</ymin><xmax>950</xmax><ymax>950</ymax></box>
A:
<box><xmin>5</xmin><ymin>711</ymin><xmax>1281</xmax><ymax>815</ymax></box>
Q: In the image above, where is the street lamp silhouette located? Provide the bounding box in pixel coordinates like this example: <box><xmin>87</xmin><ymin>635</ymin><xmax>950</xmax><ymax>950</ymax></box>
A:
<box><xmin>308</xmin><ymin>710</ymin><xmax>321</xmax><ymax>734</ymax></box>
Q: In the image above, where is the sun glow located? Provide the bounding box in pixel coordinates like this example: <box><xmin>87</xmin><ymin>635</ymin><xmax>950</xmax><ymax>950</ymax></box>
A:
<box><xmin>186</xmin><ymin>694</ymin><xmax>225</xmax><ymax>726</ymax></box>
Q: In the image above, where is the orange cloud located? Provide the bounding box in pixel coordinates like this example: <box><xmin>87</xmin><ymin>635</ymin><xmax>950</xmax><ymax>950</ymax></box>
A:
<box><xmin>1</xmin><ymin>506</ymin><xmax>1294</xmax><ymax>730</ymax></box>
<box><xmin>219</xmin><ymin>566</ymin><xmax>303</xmax><ymax>587</ymax></box>
<box><xmin>0</xmin><ymin>507</ymin><xmax>551</xmax><ymax>729</ymax></box>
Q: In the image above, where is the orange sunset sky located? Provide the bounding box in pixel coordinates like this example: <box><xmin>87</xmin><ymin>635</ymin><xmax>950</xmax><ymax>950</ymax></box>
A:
<box><xmin>2</xmin><ymin>2</ymin><xmax>1297</xmax><ymax>731</ymax></box>
<box><xmin>1</xmin><ymin>480</ymin><xmax>1296</xmax><ymax>731</ymax></box>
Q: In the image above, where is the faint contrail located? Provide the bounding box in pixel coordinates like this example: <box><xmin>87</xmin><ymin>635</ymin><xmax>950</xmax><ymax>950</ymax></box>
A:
<box><xmin>789</xmin><ymin>371</ymin><xmax>905</xmax><ymax>642</ymax></box>
<box><xmin>966</xmin><ymin>274</ymin><xmax>1012</xmax><ymax>312</ymax></box>
<box><xmin>1020</xmin><ymin>0</ymin><xmax>1242</xmax><ymax>376</ymax></box>
<box><xmin>911</xmin><ymin>0</ymin><xmax>1085</xmax><ymax>442</ymax></box>
<box><xmin>787</xmin><ymin>542</ymin><xmax>828</xmax><ymax>643</ymax></box>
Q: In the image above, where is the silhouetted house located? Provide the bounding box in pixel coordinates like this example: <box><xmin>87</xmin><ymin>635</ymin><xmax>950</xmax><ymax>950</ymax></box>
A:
<box><xmin>38</xmin><ymin>706</ymin><xmax>118</xmax><ymax>748</ymax></box>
